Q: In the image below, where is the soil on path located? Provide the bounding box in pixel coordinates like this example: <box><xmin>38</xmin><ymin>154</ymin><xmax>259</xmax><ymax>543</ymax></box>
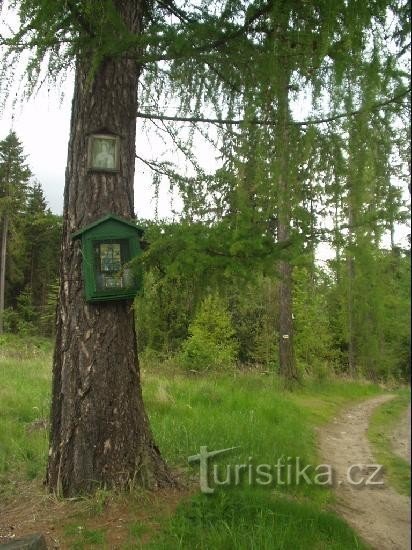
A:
<box><xmin>319</xmin><ymin>395</ymin><xmax>411</xmax><ymax>550</ymax></box>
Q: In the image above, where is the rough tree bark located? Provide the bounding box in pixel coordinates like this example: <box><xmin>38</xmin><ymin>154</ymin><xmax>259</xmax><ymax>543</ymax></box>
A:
<box><xmin>275</xmin><ymin>62</ymin><xmax>299</xmax><ymax>383</ymax></box>
<box><xmin>46</xmin><ymin>1</ymin><xmax>174</xmax><ymax>496</ymax></box>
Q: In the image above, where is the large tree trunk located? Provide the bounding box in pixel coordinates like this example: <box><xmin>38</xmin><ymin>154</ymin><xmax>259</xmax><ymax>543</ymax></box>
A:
<box><xmin>0</xmin><ymin>214</ymin><xmax>8</xmax><ymax>334</ymax></box>
<box><xmin>46</xmin><ymin>1</ymin><xmax>173</xmax><ymax>496</ymax></box>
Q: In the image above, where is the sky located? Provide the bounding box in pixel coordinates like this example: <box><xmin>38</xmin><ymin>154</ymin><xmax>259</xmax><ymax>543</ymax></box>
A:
<box><xmin>0</xmin><ymin>72</ymin><xmax>183</xmax><ymax>219</ymax></box>
<box><xmin>0</xmin><ymin>1</ymin><xmax>184</xmax><ymax>219</ymax></box>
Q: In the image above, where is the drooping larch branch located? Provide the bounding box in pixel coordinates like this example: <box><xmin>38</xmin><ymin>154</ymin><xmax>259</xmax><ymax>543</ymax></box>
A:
<box><xmin>136</xmin><ymin>87</ymin><xmax>411</xmax><ymax>127</ymax></box>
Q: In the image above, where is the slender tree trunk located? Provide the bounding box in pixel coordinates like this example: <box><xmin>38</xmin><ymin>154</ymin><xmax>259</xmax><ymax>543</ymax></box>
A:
<box><xmin>0</xmin><ymin>215</ymin><xmax>9</xmax><ymax>334</ymax></box>
<box><xmin>278</xmin><ymin>255</ymin><xmax>297</xmax><ymax>380</ymax></box>
<box><xmin>333</xmin><ymin>193</ymin><xmax>342</xmax><ymax>282</ymax></box>
<box><xmin>308</xmin><ymin>191</ymin><xmax>316</xmax><ymax>288</ymax></box>
<box><xmin>275</xmin><ymin>65</ymin><xmax>299</xmax><ymax>383</ymax></box>
<box><xmin>46</xmin><ymin>1</ymin><xmax>174</xmax><ymax>496</ymax></box>
<box><xmin>347</xmin><ymin>256</ymin><xmax>356</xmax><ymax>374</ymax></box>
<box><xmin>347</xmin><ymin>193</ymin><xmax>356</xmax><ymax>376</ymax></box>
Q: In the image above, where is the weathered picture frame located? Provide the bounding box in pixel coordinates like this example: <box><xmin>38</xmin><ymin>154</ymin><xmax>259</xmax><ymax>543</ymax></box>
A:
<box><xmin>87</xmin><ymin>134</ymin><xmax>120</xmax><ymax>172</ymax></box>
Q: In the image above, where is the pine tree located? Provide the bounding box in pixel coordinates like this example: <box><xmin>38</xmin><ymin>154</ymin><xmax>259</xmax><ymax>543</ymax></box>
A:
<box><xmin>180</xmin><ymin>293</ymin><xmax>238</xmax><ymax>372</ymax></box>
<box><xmin>22</xmin><ymin>182</ymin><xmax>61</xmax><ymax>313</ymax></box>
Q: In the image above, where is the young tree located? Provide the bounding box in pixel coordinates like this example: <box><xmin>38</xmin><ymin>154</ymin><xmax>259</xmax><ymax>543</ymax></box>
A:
<box><xmin>180</xmin><ymin>293</ymin><xmax>238</xmax><ymax>372</ymax></box>
<box><xmin>0</xmin><ymin>132</ymin><xmax>31</xmax><ymax>333</ymax></box>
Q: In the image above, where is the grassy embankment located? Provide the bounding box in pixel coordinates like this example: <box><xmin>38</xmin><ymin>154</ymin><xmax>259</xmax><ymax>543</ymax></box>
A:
<box><xmin>0</xmin><ymin>334</ymin><xmax>407</xmax><ymax>548</ymax></box>
<box><xmin>368</xmin><ymin>389</ymin><xmax>410</xmax><ymax>496</ymax></box>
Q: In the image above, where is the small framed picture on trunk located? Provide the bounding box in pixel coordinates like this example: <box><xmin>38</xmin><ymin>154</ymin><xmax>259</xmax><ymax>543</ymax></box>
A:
<box><xmin>88</xmin><ymin>134</ymin><xmax>120</xmax><ymax>172</ymax></box>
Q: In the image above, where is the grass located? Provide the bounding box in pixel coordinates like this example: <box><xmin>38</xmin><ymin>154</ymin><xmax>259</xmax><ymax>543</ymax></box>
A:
<box><xmin>143</xmin><ymin>373</ymin><xmax>381</xmax><ymax>504</ymax></box>
<box><xmin>368</xmin><ymin>389</ymin><xmax>411</xmax><ymax>496</ymax></box>
<box><xmin>146</xmin><ymin>491</ymin><xmax>366</xmax><ymax>550</ymax></box>
<box><xmin>142</xmin><ymin>374</ymin><xmax>380</xmax><ymax>549</ymax></box>
<box><xmin>64</xmin><ymin>524</ymin><xmax>106</xmax><ymax>549</ymax></box>
<box><xmin>1</xmin><ymin>334</ymin><xmax>403</xmax><ymax>548</ymax></box>
<box><xmin>0</xmin><ymin>335</ymin><xmax>51</xmax><ymax>490</ymax></box>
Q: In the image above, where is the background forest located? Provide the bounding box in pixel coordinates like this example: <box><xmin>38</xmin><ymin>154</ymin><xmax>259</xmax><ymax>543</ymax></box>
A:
<box><xmin>0</xmin><ymin>0</ymin><xmax>410</xmax><ymax>383</ymax></box>
<box><xmin>0</xmin><ymin>121</ymin><xmax>409</xmax><ymax>382</ymax></box>
<box><xmin>0</xmin><ymin>132</ymin><xmax>61</xmax><ymax>336</ymax></box>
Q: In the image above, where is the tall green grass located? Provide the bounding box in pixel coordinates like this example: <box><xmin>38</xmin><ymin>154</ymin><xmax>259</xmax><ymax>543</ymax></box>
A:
<box><xmin>147</xmin><ymin>491</ymin><xmax>366</xmax><ymax>550</ymax></box>
<box><xmin>144</xmin><ymin>373</ymin><xmax>381</xmax><ymax>504</ymax></box>
<box><xmin>0</xmin><ymin>336</ymin><xmax>51</xmax><ymax>489</ymax></box>
<box><xmin>0</xmin><ymin>335</ymin><xmax>389</xmax><ymax>548</ymax></box>
<box><xmin>139</xmin><ymin>373</ymin><xmax>380</xmax><ymax>548</ymax></box>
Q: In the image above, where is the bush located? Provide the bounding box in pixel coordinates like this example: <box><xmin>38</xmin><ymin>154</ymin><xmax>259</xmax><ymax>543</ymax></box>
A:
<box><xmin>180</xmin><ymin>294</ymin><xmax>238</xmax><ymax>372</ymax></box>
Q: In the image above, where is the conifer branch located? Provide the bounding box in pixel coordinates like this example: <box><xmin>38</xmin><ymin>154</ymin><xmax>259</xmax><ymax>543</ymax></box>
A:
<box><xmin>136</xmin><ymin>88</ymin><xmax>411</xmax><ymax>127</ymax></box>
<box><xmin>135</xmin><ymin>154</ymin><xmax>166</xmax><ymax>176</ymax></box>
<box><xmin>141</xmin><ymin>0</ymin><xmax>276</xmax><ymax>64</ymax></box>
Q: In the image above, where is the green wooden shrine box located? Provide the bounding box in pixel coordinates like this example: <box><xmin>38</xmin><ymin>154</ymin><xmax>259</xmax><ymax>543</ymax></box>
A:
<box><xmin>72</xmin><ymin>214</ymin><xmax>143</xmax><ymax>303</ymax></box>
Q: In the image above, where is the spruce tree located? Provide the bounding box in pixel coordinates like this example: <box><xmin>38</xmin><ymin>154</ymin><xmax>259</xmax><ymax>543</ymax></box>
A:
<box><xmin>0</xmin><ymin>132</ymin><xmax>32</xmax><ymax>333</ymax></box>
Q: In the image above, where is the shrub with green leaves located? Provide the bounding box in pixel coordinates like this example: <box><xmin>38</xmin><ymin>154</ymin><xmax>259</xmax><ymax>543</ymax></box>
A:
<box><xmin>180</xmin><ymin>294</ymin><xmax>238</xmax><ymax>371</ymax></box>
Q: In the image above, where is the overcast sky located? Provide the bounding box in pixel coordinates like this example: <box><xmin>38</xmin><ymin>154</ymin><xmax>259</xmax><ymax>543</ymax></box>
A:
<box><xmin>0</xmin><ymin>72</ymin><xmax>185</xmax><ymax>219</ymax></box>
<box><xmin>0</xmin><ymin>0</ymin><xmax>186</xmax><ymax>219</ymax></box>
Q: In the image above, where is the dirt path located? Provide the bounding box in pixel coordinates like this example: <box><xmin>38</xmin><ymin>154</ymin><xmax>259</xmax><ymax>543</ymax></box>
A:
<box><xmin>319</xmin><ymin>395</ymin><xmax>411</xmax><ymax>550</ymax></box>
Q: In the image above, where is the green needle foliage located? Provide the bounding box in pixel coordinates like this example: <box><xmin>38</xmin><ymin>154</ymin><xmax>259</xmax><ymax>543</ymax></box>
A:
<box><xmin>180</xmin><ymin>293</ymin><xmax>239</xmax><ymax>372</ymax></box>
